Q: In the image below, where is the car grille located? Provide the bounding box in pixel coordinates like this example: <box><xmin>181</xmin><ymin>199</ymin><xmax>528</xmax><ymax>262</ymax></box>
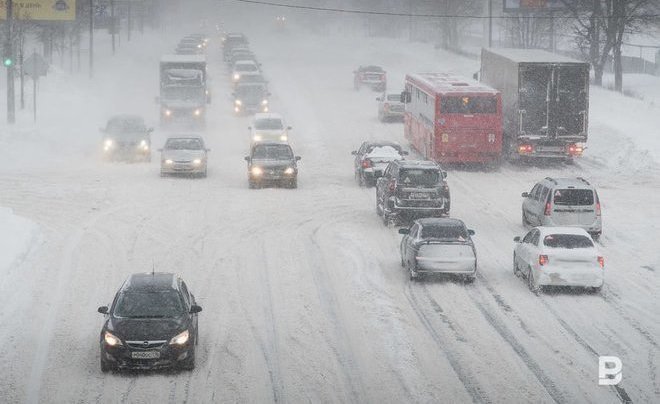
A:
<box><xmin>126</xmin><ymin>340</ymin><xmax>167</xmax><ymax>350</ymax></box>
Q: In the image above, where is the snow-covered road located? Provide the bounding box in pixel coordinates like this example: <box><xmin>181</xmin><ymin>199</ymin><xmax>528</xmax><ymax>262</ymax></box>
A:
<box><xmin>0</xmin><ymin>13</ymin><xmax>658</xmax><ymax>404</ymax></box>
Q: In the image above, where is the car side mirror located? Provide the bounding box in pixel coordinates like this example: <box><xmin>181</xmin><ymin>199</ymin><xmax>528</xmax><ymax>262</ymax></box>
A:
<box><xmin>295</xmin><ymin>156</ymin><xmax>301</xmax><ymax>161</ymax></box>
<box><xmin>247</xmin><ymin>126</ymin><xmax>252</xmax><ymax>130</ymax></box>
<box><xmin>468</xmin><ymin>229</ymin><xmax>475</xmax><ymax>236</ymax></box>
<box><xmin>521</xmin><ymin>192</ymin><xmax>529</xmax><ymax>198</ymax></box>
<box><xmin>473</xmin><ymin>71</ymin><xmax>479</xmax><ymax>81</ymax></box>
<box><xmin>287</xmin><ymin>126</ymin><xmax>292</xmax><ymax>130</ymax></box>
<box><xmin>398</xmin><ymin>228</ymin><xmax>410</xmax><ymax>235</ymax></box>
<box><xmin>190</xmin><ymin>305</ymin><xmax>203</xmax><ymax>314</ymax></box>
<box><xmin>513</xmin><ymin>236</ymin><xmax>521</xmax><ymax>242</ymax></box>
<box><xmin>98</xmin><ymin>306</ymin><xmax>108</xmax><ymax>314</ymax></box>
<box><xmin>376</xmin><ymin>97</ymin><xmax>381</xmax><ymax>101</ymax></box>
<box><xmin>351</xmin><ymin>151</ymin><xmax>357</xmax><ymax>155</ymax></box>
<box><xmin>244</xmin><ymin>156</ymin><xmax>250</xmax><ymax>162</ymax></box>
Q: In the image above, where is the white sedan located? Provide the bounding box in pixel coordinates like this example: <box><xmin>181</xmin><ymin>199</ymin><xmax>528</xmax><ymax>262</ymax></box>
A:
<box><xmin>513</xmin><ymin>227</ymin><xmax>604</xmax><ymax>294</ymax></box>
<box><xmin>248</xmin><ymin>113</ymin><xmax>291</xmax><ymax>143</ymax></box>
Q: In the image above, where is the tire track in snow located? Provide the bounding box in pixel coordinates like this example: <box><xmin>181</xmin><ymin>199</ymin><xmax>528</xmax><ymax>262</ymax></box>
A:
<box><xmin>403</xmin><ymin>284</ymin><xmax>491</xmax><ymax>404</ymax></box>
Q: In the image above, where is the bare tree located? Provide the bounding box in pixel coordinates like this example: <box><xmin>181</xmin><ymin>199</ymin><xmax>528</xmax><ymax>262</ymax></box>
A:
<box><xmin>562</xmin><ymin>0</ymin><xmax>655</xmax><ymax>90</ymax></box>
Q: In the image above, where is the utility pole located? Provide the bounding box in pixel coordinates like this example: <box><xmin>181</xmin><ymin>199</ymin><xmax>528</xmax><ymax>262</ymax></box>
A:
<box><xmin>111</xmin><ymin>0</ymin><xmax>116</xmax><ymax>54</ymax></box>
<box><xmin>488</xmin><ymin>0</ymin><xmax>493</xmax><ymax>48</ymax></box>
<box><xmin>127</xmin><ymin>0</ymin><xmax>132</xmax><ymax>41</ymax></box>
<box><xmin>89</xmin><ymin>0</ymin><xmax>94</xmax><ymax>78</ymax></box>
<box><xmin>5</xmin><ymin>0</ymin><xmax>15</xmax><ymax>124</ymax></box>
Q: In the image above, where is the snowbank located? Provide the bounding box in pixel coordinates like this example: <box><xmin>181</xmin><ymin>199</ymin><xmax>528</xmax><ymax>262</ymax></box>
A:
<box><xmin>0</xmin><ymin>207</ymin><xmax>38</xmax><ymax>272</ymax></box>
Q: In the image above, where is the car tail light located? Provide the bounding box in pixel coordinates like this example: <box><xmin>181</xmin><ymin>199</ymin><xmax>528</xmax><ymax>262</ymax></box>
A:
<box><xmin>362</xmin><ymin>159</ymin><xmax>372</xmax><ymax>169</ymax></box>
<box><xmin>388</xmin><ymin>179</ymin><xmax>397</xmax><ymax>191</ymax></box>
<box><xmin>384</xmin><ymin>103</ymin><xmax>390</xmax><ymax>111</ymax></box>
<box><xmin>598</xmin><ymin>256</ymin><xmax>604</xmax><ymax>268</ymax></box>
<box><xmin>567</xmin><ymin>144</ymin><xmax>583</xmax><ymax>156</ymax></box>
<box><xmin>518</xmin><ymin>144</ymin><xmax>534</xmax><ymax>154</ymax></box>
<box><xmin>544</xmin><ymin>202</ymin><xmax>552</xmax><ymax>216</ymax></box>
<box><xmin>595</xmin><ymin>193</ymin><xmax>601</xmax><ymax>216</ymax></box>
<box><xmin>539</xmin><ymin>255</ymin><xmax>549</xmax><ymax>266</ymax></box>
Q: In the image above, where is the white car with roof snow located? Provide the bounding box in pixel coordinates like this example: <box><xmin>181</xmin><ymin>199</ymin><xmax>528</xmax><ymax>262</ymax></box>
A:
<box><xmin>522</xmin><ymin>177</ymin><xmax>602</xmax><ymax>238</ymax></box>
<box><xmin>159</xmin><ymin>135</ymin><xmax>210</xmax><ymax>178</ymax></box>
<box><xmin>399</xmin><ymin>218</ymin><xmax>477</xmax><ymax>282</ymax></box>
<box><xmin>377</xmin><ymin>92</ymin><xmax>405</xmax><ymax>121</ymax></box>
<box><xmin>351</xmin><ymin>140</ymin><xmax>408</xmax><ymax>187</ymax></box>
<box><xmin>248</xmin><ymin>113</ymin><xmax>291</xmax><ymax>143</ymax></box>
<box><xmin>513</xmin><ymin>226</ymin><xmax>604</xmax><ymax>294</ymax></box>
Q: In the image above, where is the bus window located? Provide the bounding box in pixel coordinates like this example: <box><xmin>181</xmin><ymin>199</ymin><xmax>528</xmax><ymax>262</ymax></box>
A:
<box><xmin>440</xmin><ymin>96</ymin><xmax>497</xmax><ymax>114</ymax></box>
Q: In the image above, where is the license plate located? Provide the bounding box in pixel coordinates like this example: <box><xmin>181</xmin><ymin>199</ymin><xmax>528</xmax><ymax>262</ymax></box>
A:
<box><xmin>538</xmin><ymin>146</ymin><xmax>562</xmax><ymax>152</ymax></box>
<box><xmin>410</xmin><ymin>192</ymin><xmax>430</xmax><ymax>199</ymax></box>
<box><xmin>131</xmin><ymin>351</ymin><xmax>160</xmax><ymax>359</ymax></box>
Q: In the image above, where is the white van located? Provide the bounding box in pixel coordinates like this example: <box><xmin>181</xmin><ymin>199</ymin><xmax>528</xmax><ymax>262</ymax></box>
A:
<box><xmin>521</xmin><ymin>177</ymin><xmax>602</xmax><ymax>238</ymax></box>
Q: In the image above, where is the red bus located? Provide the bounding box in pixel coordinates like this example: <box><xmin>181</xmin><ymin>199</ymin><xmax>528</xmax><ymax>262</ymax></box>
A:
<box><xmin>402</xmin><ymin>73</ymin><xmax>503</xmax><ymax>164</ymax></box>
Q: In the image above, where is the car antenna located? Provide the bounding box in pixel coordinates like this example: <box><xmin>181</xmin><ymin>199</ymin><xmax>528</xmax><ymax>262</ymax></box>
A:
<box><xmin>152</xmin><ymin>260</ymin><xmax>155</xmax><ymax>276</ymax></box>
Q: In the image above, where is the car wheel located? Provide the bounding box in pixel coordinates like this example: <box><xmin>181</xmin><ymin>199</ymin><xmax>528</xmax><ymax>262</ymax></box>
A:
<box><xmin>590</xmin><ymin>285</ymin><xmax>602</xmax><ymax>294</ymax></box>
<box><xmin>248</xmin><ymin>180</ymin><xmax>256</xmax><ymax>189</ymax></box>
<box><xmin>409</xmin><ymin>262</ymin><xmax>419</xmax><ymax>281</ymax></box>
<box><xmin>376</xmin><ymin>197</ymin><xmax>383</xmax><ymax>217</ymax></box>
<box><xmin>382</xmin><ymin>212</ymin><xmax>389</xmax><ymax>227</ymax></box>
<box><xmin>527</xmin><ymin>268</ymin><xmax>540</xmax><ymax>295</ymax></box>
<box><xmin>464</xmin><ymin>275</ymin><xmax>476</xmax><ymax>284</ymax></box>
<box><xmin>100</xmin><ymin>356</ymin><xmax>111</xmax><ymax>373</ymax></box>
<box><xmin>400</xmin><ymin>252</ymin><xmax>405</xmax><ymax>267</ymax></box>
<box><xmin>513</xmin><ymin>254</ymin><xmax>521</xmax><ymax>277</ymax></box>
<box><xmin>522</xmin><ymin>211</ymin><xmax>528</xmax><ymax>226</ymax></box>
<box><xmin>289</xmin><ymin>178</ymin><xmax>298</xmax><ymax>189</ymax></box>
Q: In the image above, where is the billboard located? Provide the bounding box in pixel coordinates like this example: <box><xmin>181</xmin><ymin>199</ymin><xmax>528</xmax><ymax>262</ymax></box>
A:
<box><xmin>0</xmin><ymin>0</ymin><xmax>76</xmax><ymax>21</ymax></box>
<box><xmin>504</xmin><ymin>0</ymin><xmax>566</xmax><ymax>12</ymax></box>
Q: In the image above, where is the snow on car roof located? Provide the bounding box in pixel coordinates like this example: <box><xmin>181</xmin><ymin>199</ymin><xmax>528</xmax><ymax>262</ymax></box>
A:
<box><xmin>365</xmin><ymin>146</ymin><xmax>402</xmax><ymax>158</ymax></box>
<box><xmin>537</xmin><ymin>227</ymin><xmax>591</xmax><ymax>236</ymax></box>
<box><xmin>253</xmin><ymin>112</ymin><xmax>283</xmax><ymax>120</ymax></box>
<box><xmin>160</xmin><ymin>54</ymin><xmax>206</xmax><ymax>63</ymax></box>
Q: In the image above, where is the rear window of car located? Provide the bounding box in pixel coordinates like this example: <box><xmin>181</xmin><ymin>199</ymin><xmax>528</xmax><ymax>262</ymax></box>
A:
<box><xmin>399</xmin><ymin>169</ymin><xmax>439</xmax><ymax>186</ymax></box>
<box><xmin>553</xmin><ymin>189</ymin><xmax>594</xmax><ymax>206</ymax></box>
<box><xmin>387</xmin><ymin>94</ymin><xmax>400</xmax><ymax>101</ymax></box>
<box><xmin>421</xmin><ymin>225</ymin><xmax>468</xmax><ymax>241</ymax></box>
<box><xmin>543</xmin><ymin>234</ymin><xmax>594</xmax><ymax>249</ymax></box>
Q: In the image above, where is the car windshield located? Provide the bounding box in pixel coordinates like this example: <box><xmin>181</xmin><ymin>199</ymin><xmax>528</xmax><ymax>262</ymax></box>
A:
<box><xmin>236</xmin><ymin>64</ymin><xmax>258</xmax><ymax>72</ymax></box>
<box><xmin>252</xmin><ymin>144</ymin><xmax>293</xmax><ymax>160</ymax></box>
<box><xmin>543</xmin><ymin>234</ymin><xmax>594</xmax><ymax>249</ymax></box>
<box><xmin>553</xmin><ymin>189</ymin><xmax>594</xmax><ymax>206</ymax></box>
<box><xmin>386</xmin><ymin>94</ymin><xmax>401</xmax><ymax>101</ymax></box>
<box><xmin>421</xmin><ymin>225</ymin><xmax>468</xmax><ymax>241</ymax></box>
<box><xmin>106</xmin><ymin>118</ymin><xmax>146</xmax><ymax>135</ymax></box>
<box><xmin>165</xmin><ymin>138</ymin><xmax>203</xmax><ymax>150</ymax></box>
<box><xmin>236</xmin><ymin>85</ymin><xmax>266</xmax><ymax>98</ymax></box>
<box><xmin>399</xmin><ymin>169</ymin><xmax>439</xmax><ymax>186</ymax></box>
<box><xmin>255</xmin><ymin>119</ymin><xmax>284</xmax><ymax>130</ymax></box>
<box><xmin>113</xmin><ymin>290</ymin><xmax>185</xmax><ymax>318</ymax></box>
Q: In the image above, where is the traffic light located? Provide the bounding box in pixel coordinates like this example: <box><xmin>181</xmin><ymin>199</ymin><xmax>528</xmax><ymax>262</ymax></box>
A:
<box><xmin>3</xmin><ymin>57</ymin><xmax>13</xmax><ymax>67</ymax></box>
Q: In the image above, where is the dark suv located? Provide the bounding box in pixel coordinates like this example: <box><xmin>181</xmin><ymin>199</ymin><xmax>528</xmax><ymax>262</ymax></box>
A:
<box><xmin>101</xmin><ymin>115</ymin><xmax>153</xmax><ymax>162</ymax></box>
<box><xmin>245</xmin><ymin>141</ymin><xmax>301</xmax><ymax>188</ymax></box>
<box><xmin>97</xmin><ymin>273</ymin><xmax>202</xmax><ymax>372</ymax></box>
<box><xmin>376</xmin><ymin>160</ymin><xmax>450</xmax><ymax>225</ymax></box>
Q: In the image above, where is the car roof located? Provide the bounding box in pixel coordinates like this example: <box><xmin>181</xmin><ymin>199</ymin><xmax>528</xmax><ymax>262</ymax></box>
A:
<box><xmin>416</xmin><ymin>217</ymin><xmax>466</xmax><ymax>227</ymax></box>
<box><xmin>166</xmin><ymin>134</ymin><xmax>204</xmax><ymax>140</ymax></box>
<box><xmin>363</xmin><ymin>140</ymin><xmax>401</xmax><ymax>148</ymax></box>
<box><xmin>541</xmin><ymin>177</ymin><xmax>594</xmax><ymax>189</ymax></box>
<box><xmin>107</xmin><ymin>114</ymin><xmax>145</xmax><ymax>123</ymax></box>
<box><xmin>121</xmin><ymin>272</ymin><xmax>178</xmax><ymax>292</ymax></box>
<box><xmin>395</xmin><ymin>160</ymin><xmax>440</xmax><ymax>169</ymax></box>
<box><xmin>253</xmin><ymin>140</ymin><xmax>291</xmax><ymax>147</ymax></box>
<box><xmin>536</xmin><ymin>227</ymin><xmax>592</xmax><ymax>237</ymax></box>
<box><xmin>359</xmin><ymin>65</ymin><xmax>383</xmax><ymax>71</ymax></box>
<box><xmin>253</xmin><ymin>113</ymin><xmax>283</xmax><ymax>121</ymax></box>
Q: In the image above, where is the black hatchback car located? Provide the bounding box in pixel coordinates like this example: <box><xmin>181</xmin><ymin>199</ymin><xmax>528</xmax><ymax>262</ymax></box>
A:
<box><xmin>98</xmin><ymin>273</ymin><xmax>202</xmax><ymax>372</ymax></box>
<box><xmin>376</xmin><ymin>160</ymin><xmax>450</xmax><ymax>225</ymax></box>
<box><xmin>244</xmin><ymin>141</ymin><xmax>301</xmax><ymax>188</ymax></box>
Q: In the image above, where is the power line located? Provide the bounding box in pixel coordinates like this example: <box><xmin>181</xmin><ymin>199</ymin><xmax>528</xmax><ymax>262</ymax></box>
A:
<box><xmin>228</xmin><ymin>0</ymin><xmax>660</xmax><ymax>20</ymax></box>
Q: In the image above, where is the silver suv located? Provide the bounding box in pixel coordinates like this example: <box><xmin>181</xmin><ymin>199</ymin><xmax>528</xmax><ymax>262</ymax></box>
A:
<box><xmin>521</xmin><ymin>177</ymin><xmax>602</xmax><ymax>238</ymax></box>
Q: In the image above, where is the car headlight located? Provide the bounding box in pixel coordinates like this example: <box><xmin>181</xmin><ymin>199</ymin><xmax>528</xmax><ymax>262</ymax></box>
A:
<box><xmin>233</xmin><ymin>73</ymin><xmax>240</xmax><ymax>81</ymax></box>
<box><xmin>169</xmin><ymin>330</ymin><xmax>189</xmax><ymax>345</ymax></box>
<box><xmin>164</xmin><ymin>109</ymin><xmax>172</xmax><ymax>117</ymax></box>
<box><xmin>197</xmin><ymin>44</ymin><xmax>202</xmax><ymax>49</ymax></box>
<box><xmin>193</xmin><ymin>159</ymin><xmax>202</xmax><ymax>165</ymax></box>
<box><xmin>263</xmin><ymin>106</ymin><xmax>269</xmax><ymax>112</ymax></box>
<box><xmin>193</xmin><ymin>109</ymin><xmax>202</xmax><ymax>116</ymax></box>
<box><xmin>104</xmin><ymin>139</ymin><xmax>113</xmax><ymax>148</ymax></box>
<box><xmin>104</xmin><ymin>331</ymin><xmax>122</xmax><ymax>347</ymax></box>
<box><xmin>279</xmin><ymin>135</ymin><xmax>288</xmax><ymax>141</ymax></box>
<box><xmin>261</xmin><ymin>99</ymin><xmax>268</xmax><ymax>105</ymax></box>
<box><xmin>284</xmin><ymin>167</ymin><xmax>295</xmax><ymax>175</ymax></box>
<box><xmin>235</xmin><ymin>99</ymin><xmax>242</xmax><ymax>106</ymax></box>
<box><xmin>253</xmin><ymin>135</ymin><xmax>262</xmax><ymax>142</ymax></box>
<box><xmin>164</xmin><ymin>159</ymin><xmax>174</xmax><ymax>165</ymax></box>
<box><xmin>234</xmin><ymin>106</ymin><xmax>240</xmax><ymax>113</ymax></box>
<box><xmin>251</xmin><ymin>166</ymin><xmax>263</xmax><ymax>176</ymax></box>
